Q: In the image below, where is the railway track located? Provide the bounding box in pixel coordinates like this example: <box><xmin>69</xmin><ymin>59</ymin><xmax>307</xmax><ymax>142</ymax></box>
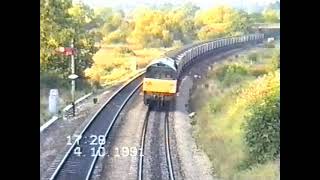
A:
<box><xmin>165</xmin><ymin>107</ymin><xmax>175</xmax><ymax>180</ymax></box>
<box><xmin>138</xmin><ymin>102</ymin><xmax>175</xmax><ymax>180</ymax></box>
<box><xmin>45</xmin><ymin>73</ymin><xmax>144</xmax><ymax>180</ymax></box>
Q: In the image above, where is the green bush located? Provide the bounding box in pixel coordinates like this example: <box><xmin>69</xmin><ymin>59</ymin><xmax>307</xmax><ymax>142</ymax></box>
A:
<box><xmin>217</xmin><ymin>64</ymin><xmax>249</xmax><ymax>87</ymax></box>
<box><xmin>243</xmin><ymin>92</ymin><xmax>280</xmax><ymax>165</ymax></box>
<box><xmin>208</xmin><ymin>94</ymin><xmax>231</xmax><ymax>114</ymax></box>
<box><xmin>209</xmin><ymin>101</ymin><xmax>220</xmax><ymax>113</ymax></box>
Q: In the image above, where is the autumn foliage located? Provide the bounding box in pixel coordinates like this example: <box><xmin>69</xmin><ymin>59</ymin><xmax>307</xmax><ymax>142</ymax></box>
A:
<box><xmin>41</xmin><ymin>0</ymin><xmax>279</xmax><ymax>87</ymax></box>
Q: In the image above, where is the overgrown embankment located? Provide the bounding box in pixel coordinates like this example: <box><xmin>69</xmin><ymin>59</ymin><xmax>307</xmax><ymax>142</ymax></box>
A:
<box><xmin>191</xmin><ymin>43</ymin><xmax>280</xmax><ymax>180</ymax></box>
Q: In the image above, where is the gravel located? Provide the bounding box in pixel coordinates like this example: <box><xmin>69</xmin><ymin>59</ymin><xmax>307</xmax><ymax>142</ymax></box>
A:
<box><xmin>93</xmin><ymin>90</ymin><xmax>148</xmax><ymax>180</ymax></box>
<box><xmin>143</xmin><ymin>110</ymin><xmax>168</xmax><ymax>180</ymax></box>
<box><xmin>40</xmin><ymin>85</ymin><xmax>121</xmax><ymax>179</ymax></box>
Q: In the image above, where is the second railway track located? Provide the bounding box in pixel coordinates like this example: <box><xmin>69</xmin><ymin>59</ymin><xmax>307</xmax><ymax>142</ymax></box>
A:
<box><xmin>138</xmin><ymin>102</ymin><xmax>175</xmax><ymax>180</ymax></box>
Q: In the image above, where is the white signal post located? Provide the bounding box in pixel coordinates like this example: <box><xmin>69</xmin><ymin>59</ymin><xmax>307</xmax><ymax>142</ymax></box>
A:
<box><xmin>56</xmin><ymin>40</ymin><xmax>78</xmax><ymax>117</ymax></box>
<box><xmin>70</xmin><ymin>39</ymin><xmax>76</xmax><ymax>117</ymax></box>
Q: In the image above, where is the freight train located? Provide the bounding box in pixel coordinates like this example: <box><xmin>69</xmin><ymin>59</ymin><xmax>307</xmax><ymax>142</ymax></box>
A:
<box><xmin>142</xmin><ymin>33</ymin><xmax>265</xmax><ymax>105</ymax></box>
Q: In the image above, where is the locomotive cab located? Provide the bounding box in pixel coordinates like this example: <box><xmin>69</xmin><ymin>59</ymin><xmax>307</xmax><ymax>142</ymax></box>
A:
<box><xmin>143</xmin><ymin>58</ymin><xmax>178</xmax><ymax>105</ymax></box>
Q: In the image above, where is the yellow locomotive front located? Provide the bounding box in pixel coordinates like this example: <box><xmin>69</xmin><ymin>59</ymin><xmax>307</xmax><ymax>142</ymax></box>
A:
<box><xmin>143</xmin><ymin>58</ymin><xmax>178</xmax><ymax>105</ymax></box>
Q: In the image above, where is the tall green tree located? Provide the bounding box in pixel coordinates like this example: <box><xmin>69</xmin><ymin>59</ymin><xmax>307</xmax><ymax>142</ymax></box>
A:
<box><xmin>97</xmin><ymin>9</ymin><xmax>125</xmax><ymax>36</ymax></box>
<box><xmin>228</xmin><ymin>10</ymin><xmax>252</xmax><ymax>35</ymax></box>
<box><xmin>68</xmin><ymin>2</ymin><xmax>99</xmax><ymax>77</ymax></box>
<box><xmin>40</xmin><ymin>0</ymin><xmax>73</xmax><ymax>74</ymax></box>
<box><xmin>40</xmin><ymin>0</ymin><xmax>99</xmax><ymax>79</ymax></box>
<box><xmin>249</xmin><ymin>12</ymin><xmax>264</xmax><ymax>23</ymax></box>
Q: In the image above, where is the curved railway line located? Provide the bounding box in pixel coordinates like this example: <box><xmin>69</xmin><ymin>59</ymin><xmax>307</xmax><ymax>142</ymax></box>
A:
<box><xmin>43</xmin><ymin>33</ymin><xmax>268</xmax><ymax>180</ymax></box>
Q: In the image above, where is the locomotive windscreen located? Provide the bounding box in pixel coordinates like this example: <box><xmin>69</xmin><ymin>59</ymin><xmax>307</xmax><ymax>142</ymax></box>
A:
<box><xmin>145</xmin><ymin>65</ymin><xmax>177</xmax><ymax>80</ymax></box>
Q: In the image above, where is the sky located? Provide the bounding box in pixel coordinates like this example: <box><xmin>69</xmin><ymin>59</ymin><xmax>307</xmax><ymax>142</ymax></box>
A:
<box><xmin>78</xmin><ymin>0</ymin><xmax>279</xmax><ymax>10</ymax></box>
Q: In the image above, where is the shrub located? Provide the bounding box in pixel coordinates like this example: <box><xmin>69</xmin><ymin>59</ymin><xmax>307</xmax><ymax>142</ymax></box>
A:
<box><xmin>193</xmin><ymin>48</ymin><xmax>280</xmax><ymax>179</ymax></box>
<box><xmin>248</xmin><ymin>53</ymin><xmax>259</xmax><ymax>63</ymax></box>
<box><xmin>208</xmin><ymin>93</ymin><xmax>230</xmax><ymax>114</ymax></box>
<box><xmin>271</xmin><ymin>50</ymin><xmax>280</xmax><ymax>70</ymax></box>
<box><xmin>216</xmin><ymin>63</ymin><xmax>249</xmax><ymax>87</ymax></box>
<box><xmin>243</xmin><ymin>92</ymin><xmax>280</xmax><ymax>165</ymax></box>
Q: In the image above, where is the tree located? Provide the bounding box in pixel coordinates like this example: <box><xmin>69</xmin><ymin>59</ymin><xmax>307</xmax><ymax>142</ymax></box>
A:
<box><xmin>67</xmin><ymin>3</ymin><xmax>100</xmax><ymax>77</ymax></box>
<box><xmin>95</xmin><ymin>8</ymin><xmax>128</xmax><ymax>44</ymax></box>
<box><xmin>128</xmin><ymin>8</ymin><xmax>168</xmax><ymax>47</ymax></box>
<box><xmin>228</xmin><ymin>10</ymin><xmax>252</xmax><ymax>35</ymax></box>
<box><xmin>244</xmin><ymin>92</ymin><xmax>280</xmax><ymax>165</ymax></box>
<box><xmin>167</xmin><ymin>4</ymin><xmax>199</xmax><ymax>43</ymax></box>
<box><xmin>195</xmin><ymin>6</ymin><xmax>236</xmax><ymax>40</ymax></box>
<box><xmin>40</xmin><ymin>0</ymin><xmax>99</xmax><ymax>79</ymax></box>
<box><xmin>40</xmin><ymin>0</ymin><xmax>73</xmax><ymax>74</ymax></box>
<box><xmin>263</xmin><ymin>9</ymin><xmax>279</xmax><ymax>23</ymax></box>
<box><xmin>249</xmin><ymin>12</ymin><xmax>264</xmax><ymax>23</ymax></box>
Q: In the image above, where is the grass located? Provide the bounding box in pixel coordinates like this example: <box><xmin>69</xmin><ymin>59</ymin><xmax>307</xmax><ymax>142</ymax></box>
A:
<box><xmin>233</xmin><ymin>160</ymin><xmax>279</xmax><ymax>180</ymax></box>
<box><xmin>191</xmin><ymin>45</ymin><xmax>280</xmax><ymax>180</ymax></box>
<box><xmin>40</xmin><ymin>87</ymin><xmax>91</xmax><ymax>126</ymax></box>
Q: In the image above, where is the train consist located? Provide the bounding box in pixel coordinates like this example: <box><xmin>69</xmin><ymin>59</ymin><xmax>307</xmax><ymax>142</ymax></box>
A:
<box><xmin>142</xmin><ymin>33</ymin><xmax>265</xmax><ymax>105</ymax></box>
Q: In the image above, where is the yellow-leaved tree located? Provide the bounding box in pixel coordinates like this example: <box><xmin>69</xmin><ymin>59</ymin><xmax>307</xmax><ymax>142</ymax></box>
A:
<box><xmin>128</xmin><ymin>8</ymin><xmax>168</xmax><ymax>47</ymax></box>
<box><xmin>195</xmin><ymin>6</ymin><xmax>236</xmax><ymax>40</ymax></box>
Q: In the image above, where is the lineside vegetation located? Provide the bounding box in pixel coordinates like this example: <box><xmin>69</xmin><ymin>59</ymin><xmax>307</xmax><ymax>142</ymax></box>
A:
<box><xmin>191</xmin><ymin>45</ymin><xmax>280</xmax><ymax>180</ymax></box>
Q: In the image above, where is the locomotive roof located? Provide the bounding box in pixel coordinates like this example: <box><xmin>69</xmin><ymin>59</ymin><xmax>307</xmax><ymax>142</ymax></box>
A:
<box><xmin>147</xmin><ymin>57</ymin><xmax>177</xmax><ymax>71</ymax></box>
